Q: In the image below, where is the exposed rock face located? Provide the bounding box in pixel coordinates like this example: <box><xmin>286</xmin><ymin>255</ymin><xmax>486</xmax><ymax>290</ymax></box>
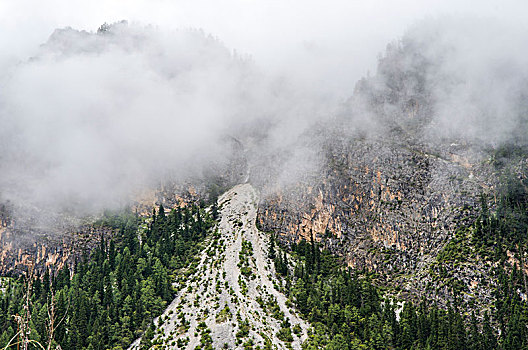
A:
<box><xmin>0</xmin><ymin>224</ymin><xmax>115</xmax><ymax>275</ymax></box>
<box><xmin>0</xmin><ymin>137</ymin><xmax>246</xmax><ymax>277</ymax></box>
<box><xmin>256</xmin><ymin>33</ymin><xmax>508</xmax><ymax>310</ymax></box>
<box><xmin>257</xmin><ymin>131</ymin><xmax>495</xmax><ymax>302</ymax></box>
<box><xmin>1</xmin><ymin>20</ymin><xmax>526</xmax><ymax>319</ymax></box>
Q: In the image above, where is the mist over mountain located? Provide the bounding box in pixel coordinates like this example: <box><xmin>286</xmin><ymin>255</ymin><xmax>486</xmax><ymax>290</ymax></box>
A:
<box><xmin>2</xmin><ymin>3</ymin><xmax>528</xmax><ymax>350</ymax></box>
<box><xmin>0</xmin><ymin>22</ymin><xmax>330</xmax><ymax>219</ymax></box>
<box><xmin>1</xmin><ymin>16</ymin><xmax>527</xmax><ymax>225</ymax></box>
<box><xmin>346</xmin><ymin>17</ymin><xmax>528</xmax><ymax>146</ymax></box>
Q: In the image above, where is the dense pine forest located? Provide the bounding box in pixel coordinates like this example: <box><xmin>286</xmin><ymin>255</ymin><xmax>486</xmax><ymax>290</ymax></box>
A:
<box><xmin>272</xmin><ymin>237</ymin><xmax>498</xmax><ymax>349</ymax></box>
<box><xmin>0</xmin><ymin>203</ymin><xmax>214</xmax><ymax>350</ymax></box>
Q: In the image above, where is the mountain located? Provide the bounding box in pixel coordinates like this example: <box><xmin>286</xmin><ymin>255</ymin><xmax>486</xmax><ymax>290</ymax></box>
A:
<box><xmin>1</xmin><ymin>19</ymin><xmax>528</xmax><ymax>349</ymax></box>
<box><xmin>258</xmin><ymin>23</ymin><xmax>528</xmax><ymax>315</ymax></box>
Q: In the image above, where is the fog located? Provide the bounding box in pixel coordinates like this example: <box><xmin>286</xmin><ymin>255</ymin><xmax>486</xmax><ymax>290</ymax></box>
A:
<box><xmin>406</xmin><ymin>17</ymin><xmax>528</xmax><ymax>145</ymax></box>
<box><xmin>0</xmin><ymin>1</ymin><xmax>527</xmax><ymax>221</ymax></box>
<box><xmin>343</xmin><ymin>16</ymin><xmax>528</xmax><ymax>146</ymax></box>
<box><xmin>0</xmin><ymin>23</ymin><xmax>325</xmax><ymax>215</ymax></box>
<box><xmin>3</xmin><ymin>1</ymin><xmax>528</xmax><ymax>99</ymax></box>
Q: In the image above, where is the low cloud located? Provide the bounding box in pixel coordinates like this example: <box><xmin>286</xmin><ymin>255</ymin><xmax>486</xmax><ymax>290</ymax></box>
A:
<box><xmin>1</xmin><ymin>13</ymin><xmax>527</xmax><ymax>224</ymax></box>
<box><xmin>345</xmin><ymin>16</ymin><xmax>528</xmax><ymax>147</ymax></box>
<box><xmin>0</xmin><ymin>22</ymin><xmax>329</xmax><ymax>217</ymax></box>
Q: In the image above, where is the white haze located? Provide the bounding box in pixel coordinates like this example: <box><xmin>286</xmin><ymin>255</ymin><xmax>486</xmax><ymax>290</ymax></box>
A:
<box><xmin>348</xmin><ymin>16</ymin><xmax>528</xmax><ymax>146</ymax></box>
<box><xmin>3</xmin><ymin>1</ymin><xmax>528</xmax><ymax>100</ymax></box>
<box><xmin>0</xmin><ymin>23</ymin><xmax>330</xmax><ymax>214</ymax></box>
<box><xmin>0</xmin><ymin>1</ymin><xmax>527</xmax><ymax>218</ymax></box>
<box><xmin>405</xmin><ymin>17</ymin><xmax>528</xmax><ymax>145</ymax></box>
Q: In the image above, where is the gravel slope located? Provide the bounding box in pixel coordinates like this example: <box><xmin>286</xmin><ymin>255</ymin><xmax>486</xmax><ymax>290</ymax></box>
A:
<box><xmin>130</xmin><ymin>183</ymin><xmax>308</xmax><ymax>349</ymax></box>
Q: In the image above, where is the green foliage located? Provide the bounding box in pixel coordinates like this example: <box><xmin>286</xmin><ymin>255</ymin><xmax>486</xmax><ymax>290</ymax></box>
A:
<box><xmin>236</xmin><ymin>319</ymin><xmax>250</xmax><ymax>339</ymax></box>
<box><xmin>436</xmin><ymin>227</ymin><xmax>471</xmax><ymax>264</ymax></box>
<box><xmin>489</xmin><ymin>144</ymin><xmax>528</xmax><ymax>169</ymax></box>
<box><xmin>0</xmin><ymin>203</ymin><xmax>213</xmax><ymax>350</ymax></box>
<box><xmin>239</xmin><ymin>239</ymin><xmax>254</xmax><ymax>278</ymax></box>
<box><xmin>472</xmin><ymin>171</ymin><xmax>528</xmax><ymax>256</ymax></box>
<box><xmin>470</xmin><ymin>172</ymin><xmax>528</xmax><ymax>349</ymax></box>
<box><xmin>429</xmin><ymin>168</ymin><xmax>528</xmax><ymax>350</ymax></box>
<box><xmin>280</xmin><ymin>238</ymin><xmax>512</xmax><ymax>350</ymax></box>
<box><xmin>216</xmin><ymin>305</ymin><xmax>231</xmax><ymax>323</ymax></box>
<box><xmin>277</xmin><ymin>319</ymin><xmax>293</xmax><ymax>342</ymax></box>
<box><xmin>286</xmin><ymin>165</ymin><xmax>528</xmax><ymax>350</ymax></box>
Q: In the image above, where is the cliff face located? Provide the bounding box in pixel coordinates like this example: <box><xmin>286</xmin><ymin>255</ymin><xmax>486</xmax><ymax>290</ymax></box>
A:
<box><xmin>257</xmin><ymin>128</ymin><xmax>497</xmax><ymax>300</ymax></box>
<box><xmin>0</xmin><ymin>224</ymin><xmax>116</xmax><ymax>276</ymax></box>
<box><xmin>1</xmin><ymin>21</ymin><xmax>526</xmax><ymax>317</ymax></box>
<box><xmin>256</xmin><ymin>33</ymin><xmax>511</xmax><ymax>309</ymax></box>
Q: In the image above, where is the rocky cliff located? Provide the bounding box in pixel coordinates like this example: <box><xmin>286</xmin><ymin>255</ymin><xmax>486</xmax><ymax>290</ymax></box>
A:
<box><xmin>1</xmin><ymin>21</ymin><xmax>527</xmax><ymax>318</ymax></box>
<box><xmin>255</xmin><ymin>32</ymin><xmax>525</xmax><ymax>312</ymax></box>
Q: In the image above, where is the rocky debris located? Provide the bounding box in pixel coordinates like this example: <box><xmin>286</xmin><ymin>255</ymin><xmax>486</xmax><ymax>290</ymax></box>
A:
<box><xmin>130</xmin><ymin>184</ymin><xmax>308</xmax><ymax>349</ymax></box>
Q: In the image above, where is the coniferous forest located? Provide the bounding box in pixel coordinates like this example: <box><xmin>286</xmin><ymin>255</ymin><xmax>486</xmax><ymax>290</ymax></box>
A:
<box><xmin>0</xmin><ymin>204</ymin><xmax>214</xmax><ymax>350</ymax></box>
<box><xmin>0</xmin><ymin>171</ymin><xmax>527</xmax><ymax>349</ymax></box>
<box><xmin>1</xmin><ymin>6</ymin><xmax>528</xmax><ymax>350</ymax></box>
<box><xmin>269</xmin><ymin>170</ymin><xmax>528</xmax><ymax>350</ymax></box>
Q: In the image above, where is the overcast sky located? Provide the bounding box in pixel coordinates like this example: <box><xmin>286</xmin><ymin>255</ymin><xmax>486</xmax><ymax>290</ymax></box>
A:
<box><xmin>2</xmin><ymin>0</ymin><xmax>527</xmax><ymax>101</ymax></box>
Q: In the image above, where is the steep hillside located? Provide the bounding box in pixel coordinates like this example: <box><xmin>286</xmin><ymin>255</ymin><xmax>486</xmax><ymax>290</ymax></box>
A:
<box><xmin>257</xmin><ymin>29</ymin><xmax>528</xmax><ymax>315</ymax></box>
<box><xmin>257</xmin><ymin>132</ymin><xmax>495</xmax><ymax>307</ymax></box>
<box><xmin>131</xmin><ymin>184</ymin><xmax>308</xmax><ymax>349</ymax></box>
<box><xmin>1</xmin><ymin>18</ymin><xmax>528</xmax><ymax>350</ymax></box>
